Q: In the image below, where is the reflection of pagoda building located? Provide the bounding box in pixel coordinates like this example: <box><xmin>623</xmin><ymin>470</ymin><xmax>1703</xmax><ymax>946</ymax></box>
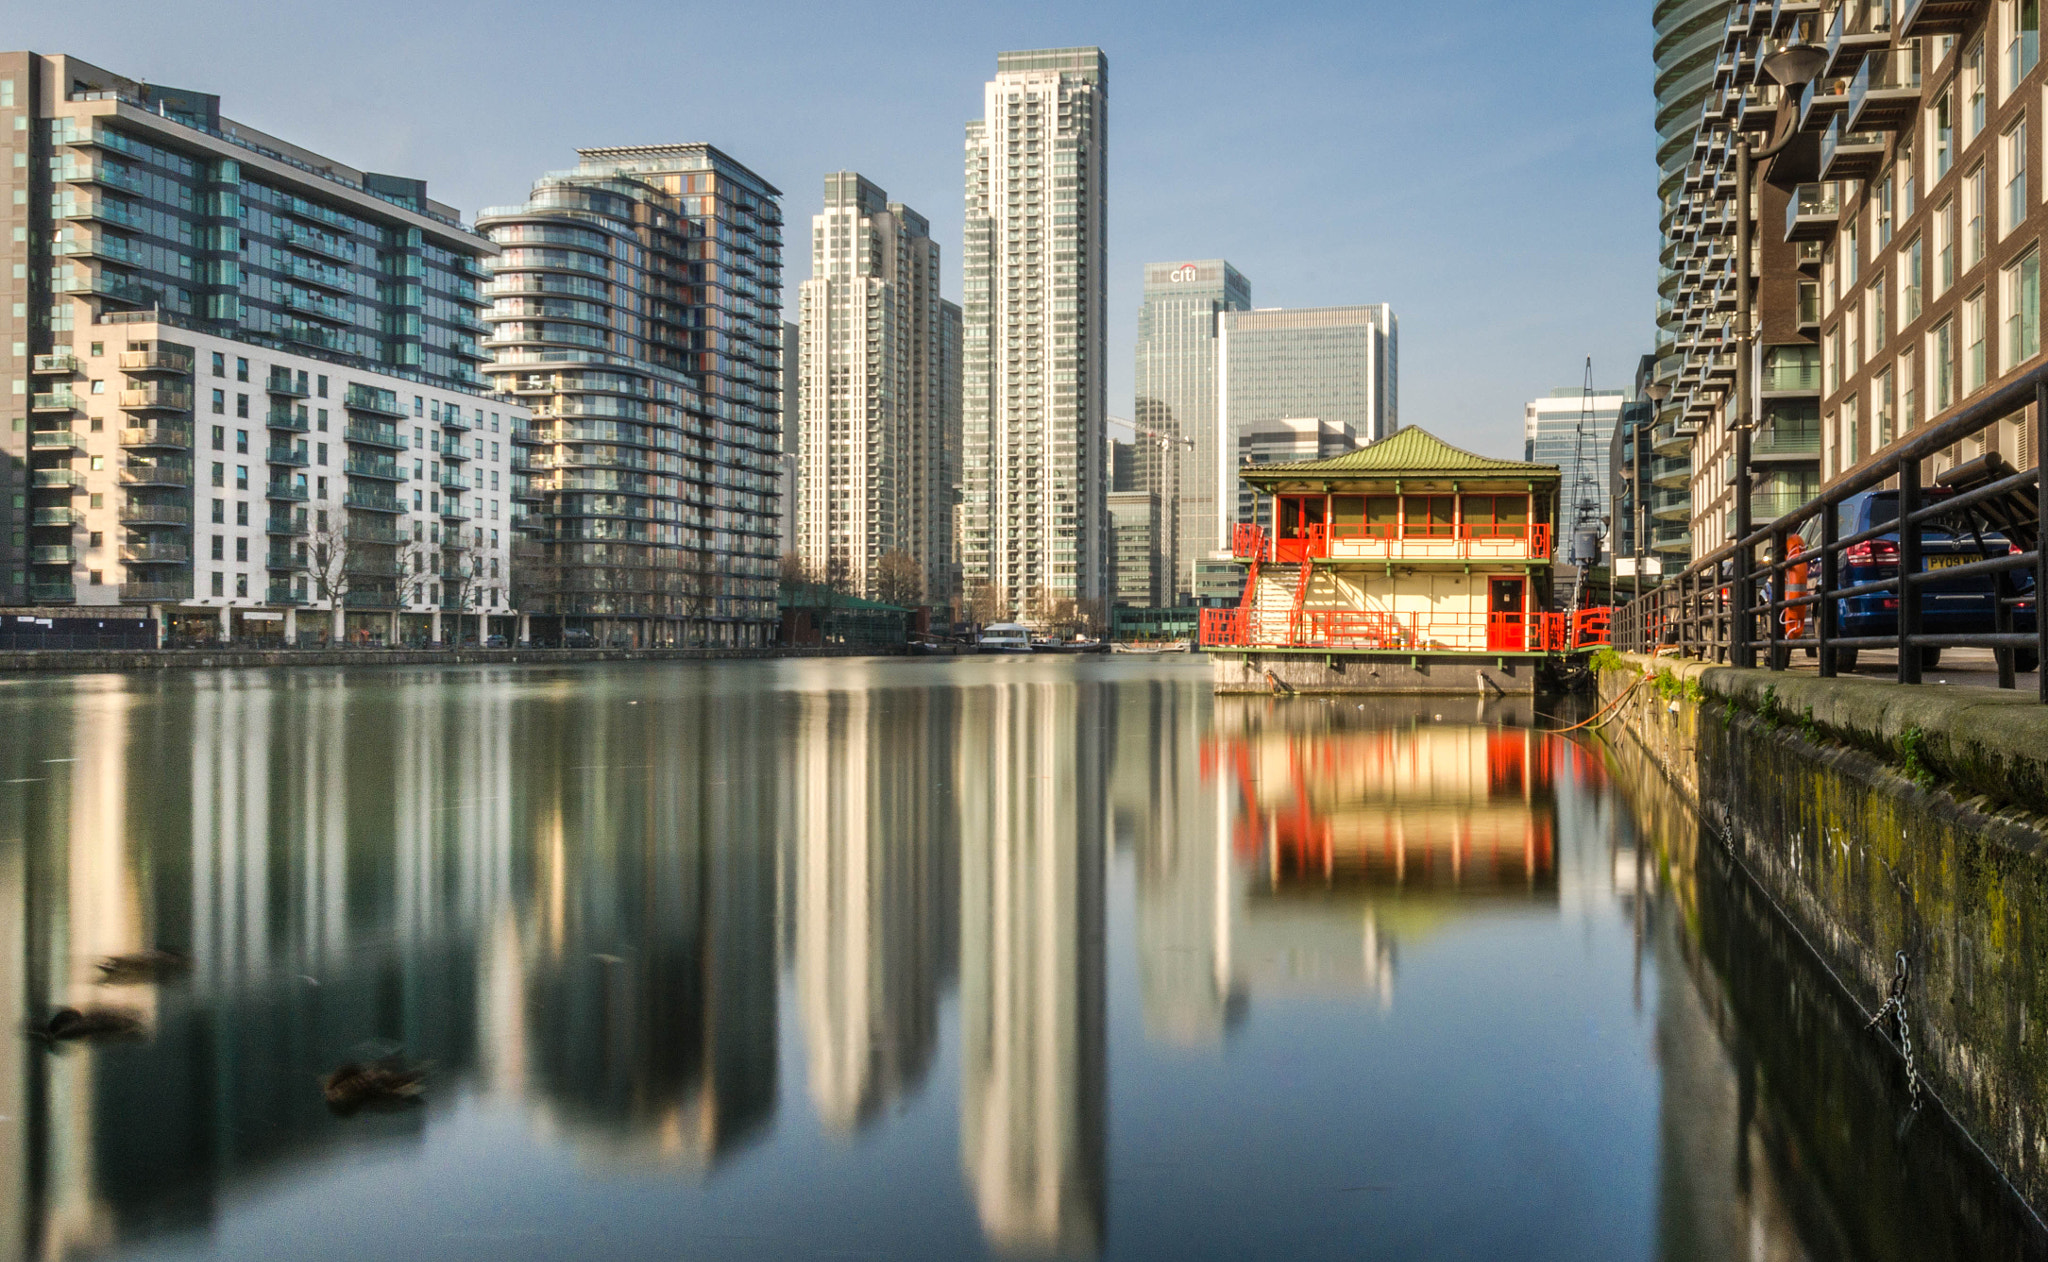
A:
<box><xmin>793</xmin><ymin>689</ymin><xmax>953</xmax><ymax>1134</ymax></box>
<box><xmin>519</xmin><ymin>697</ymin><xmax>778</xmax><ymax>1169</ymax></box>
<box><xmin>958</xmin><ymin>681</ymin><xmax>1107</xmax><ymax>1256</ymax></box>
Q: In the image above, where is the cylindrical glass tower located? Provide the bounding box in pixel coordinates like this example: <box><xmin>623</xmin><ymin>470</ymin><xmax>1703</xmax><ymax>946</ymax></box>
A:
<box><xmin>1653</xmin><ymin>0</ymin><xmax>1735</xmax><ymax>354</ymax></box>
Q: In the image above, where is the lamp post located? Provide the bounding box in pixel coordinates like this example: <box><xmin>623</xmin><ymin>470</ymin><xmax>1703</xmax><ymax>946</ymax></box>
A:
<box><xmin>1729</xmin><ymin>40</ymin><xmax>1826</xmax><ymax>668</ymax></box>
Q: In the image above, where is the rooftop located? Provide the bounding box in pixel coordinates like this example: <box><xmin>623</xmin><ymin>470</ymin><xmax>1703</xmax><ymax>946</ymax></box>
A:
<box><xmin>1241</xmin><ymin>426</ymin><xmax>1560</xmax><ymax>483</ymax></box>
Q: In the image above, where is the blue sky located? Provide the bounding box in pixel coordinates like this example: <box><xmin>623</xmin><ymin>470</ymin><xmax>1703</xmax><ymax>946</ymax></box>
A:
<box><xmin>6</xmin><ymin>0</ymin><xmax>1659</xmax><ymax>457</ymax></box>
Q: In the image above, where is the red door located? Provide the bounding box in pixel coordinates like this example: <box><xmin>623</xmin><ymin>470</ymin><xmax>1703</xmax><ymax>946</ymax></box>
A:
<box><xmin>1487</xmin><ymin>578</ymin><xmax>1526</xmax><ymax>649</ymax></box>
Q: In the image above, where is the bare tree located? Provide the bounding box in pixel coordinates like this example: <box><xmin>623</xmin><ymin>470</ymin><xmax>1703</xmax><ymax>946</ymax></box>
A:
<box><xmin>306</xmin><ymin>516</ymin><xmax>351</xmax><ymax>644</ymax></box>
<box><xmin>961</xmin><ymin>580</ymin><xmax>1009</xmax><ymax>628</ymax></box>
<box><xmin>872</xmin><ymin>549</ymin><xmax>924</xmax><ymax>608</ymax></box>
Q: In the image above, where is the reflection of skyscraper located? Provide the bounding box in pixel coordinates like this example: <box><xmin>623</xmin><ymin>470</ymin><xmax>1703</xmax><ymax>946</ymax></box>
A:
<box><xmin>958</xmin><ymin>680</ymin><xmax>1106</xmax><ymax>1254</ymax></box>
<box><xmin>794</xmin><ymin>688</ymin><xmax>953</xmax><ymax>1133</ymax></box>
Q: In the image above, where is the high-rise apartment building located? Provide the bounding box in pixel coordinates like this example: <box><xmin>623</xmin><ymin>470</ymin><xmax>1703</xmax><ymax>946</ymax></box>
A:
<box><xmin>481</xmin><ymin>144</ymin><xmax>784</xmax><ymax>648</ymax></box>
<box><xmin>962</xmin><ymin>48</ymin><xmax>1109</xmax><ymax>620</ymax></box>
<box><xmin>1217</xmin><ymin>304</ymin><xmax>1396</xmax><ymax>544</ymax></box>
<box><xmin>795</xmin><ymin>173</ymin><xmax>960</xmax><ymax>604</ymax></box>
<box><xmin>1653</xmin><ymin>0</ymin><xmax>1738</xmax><ymax>358</ymax></box>
<box><xmin>1134</xmin><ymin>260</ymin><xmax>1250</xmax><ymax>604</ymax></box>
<box><xmin>1</xmin><ymin>53</ymin><xmax>524</xmax><ymax>644</ymax></box>
<box><xmin>1524</xmin><ymin>387</ymin><xmax>1625</xmax><ymax>560</ymax></box>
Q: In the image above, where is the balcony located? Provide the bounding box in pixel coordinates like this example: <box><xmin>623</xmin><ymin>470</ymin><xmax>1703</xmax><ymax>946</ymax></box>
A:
<box><xmin>1847</xmin><ymin>46</ymin><xmax>1921</xmax><ymax>132</ymax></box>
<box><xmin>266</xmin><ymin>513</ymin><xmax>308</xmax><ymax>536</ymax></box>
<box><xmin>265</xmin><ymin>549</ymin><xmax>307</xmax><ymax>571</ymax></box>
<box><xmin>440</xmin><ymin>443</ymin><xmax>470</xmax><ymax>463</ymax></box>
<box><xmin>119</xmin><ymin>385</ymin><xmax>193</xmax><ymax>412</ymax></box>
<box><xmin>32</xmin><ymin>508</ymin><xmax>82</xmax><ymax>526</ymax></box>
<box><xmin>121</xmin><ymin>542</ymin><xmax>190</xmax><ymax>565</ymax></box>
<box><xmin>440</xmin><ymin>501</ymin><xmax>473</xmax><ymax>522</ymax></box>
<box><xmin>1649</xmin><ymin>455</ymin><xmax>1692</xmax><ymax>487</ymax></box>
<box><xmin>344</xmin><ymin>384</ymin><xmax>405</xmax><ymax>416</ymax></box>
<box><xmin>267</xmin><ymin>404</ymin><xmax>311</xmax><ymax>432</ymax></box>
<box><xmin>32</xmin><ymin>390</ymin><xmax>84</xmax><ymax>412</ymax></box>
<box><xmin>265</xmin><ymin>479</ymin><xmax>310</xmax><ymax>502</ymax></box>
<box><xmin>266</xmin><ymin>585</ymin><xmax>307</xmax><ymax>606</ymax></box>
<box><xmin>117</xmin><ymin>349</ymin><xmax>193</xmax><ymax>375</ymax></box>
<box><xmin>344</xmin><ymin>521</ymin><xmax>404</xmax><ymax>545</ymax></box>
<box><xmin>1823</xmin><ymin>0</ymin><xmax>1894</xmax><ymax>79</ymax></box>
<box><xmin>1820</xmin><ymin>115</ymin><xmax>1885</xmax><ymax>181</ymax></box>
<box><xmin>1898</xmin><ymin>0</ymin><xmax>1982</xmax><ymax>38</ymax></box>
<box><xmin>1761</xmin><ymin>351</ymin><xmax>1822</xmax><ymax>395</ymax></box>
<box><xmin>344</xmin><ymin>556</ymin><xmax>400</xmax><ymax>578</ymax></box>
<box><xmin>32</xmin><ymin>353</ymin><xmax>83</xmax><ymax>375</ymax></box>
<box><xmin>1751</xmin><ymin>490</ymin><xmax>1815</xmax><ymax>521</ymax></box>
<box><xmin>342</xmin><ymin>589</ymin><xmax>397</xmax><ymax>609</ymax></box>
<box><xmin>30</xmin><ymin>545</ymin><xmax>77</xmax><ymax>565</ymax></box>
<box><xmin>266</xmin><ymin>444</ymin><xmax>310</xmax><ymax>467</ymax></box>
<box><xmin>120</xmin><ymin>580</ymin><xmax>192</xmax><ymax>603</ymax></box>
<box><xmin>265</xmin><ymin>369</ymin><xmax>310</xmax><ymax>397</ymax></box>
<box><xmin>281</xmin><ymin>224</ymin><xmax>355</xmax><ymax>264</ymax></box>
<box><xmin>1797</xmin><ymin>75</ymin><xmax>1851</xmax><ymax>131</ymax></box>
<box><xmin>1784</xmin><ymin>182</ymin><xmax>1840</xmax><ymax>241</ymax></box>
<box><xmin>1753</xmin><ymin>421</ymin><xmax>1823</xmax><ymax>457</ymax></box>
<box><xmin>440</xmin><ymin>409</ymin><xmax>474</xmax><ymax>432</ymax></box>
<box><xmin>32</xmin><ymin>469</ymin><xmax>83</xmax><ymax>490</ymax></box>
<box><xmin>28</xmin><ymin>581</ymin><xmax>76</xmax><ymax>604</ymax></box>
<box><xmin>120</xmin><ymin>502</ymin><xmax>191</xmax><ymax>526</ymax></box>
<box><xmin>281</xmin><ymin>288</ymin><xmax>353</xmax><ymax>323</ymax></box>
<box><xmin>344</xmin><ymin>420</ymin><xmax>405</xmax><ymax>450</ymax></box>
<box><xmin>118</xmin><ymin>462</ymin><xmax>193</xmax><ymax>488</ymax></box>
<box><xmin>343</xmin><ymin>486</ymin><xmax>404</xmax><ymax>513</ymax></box>
<box><xmin>344</xmin><ymin>454</ymin><xmax>405</xmax><ymax>481</ymax></box>
<box><xmin>54</xmin><ymin>197</ymin><xmax>144</xmax><ymax>229</ymax></box>
<box><xmin>439</xmin><ymin>469</ymin><xmax>471</xmax><ymax>491</ymax></box>
<box><xmin>30</xmin><ymin>430</ymin><xmax>85</xmax><ymax>453</ymax></box>
<box><xmin>52</xmin><ymin>270</ymin><xmax>148</xmax><ymax>304</ymax></box>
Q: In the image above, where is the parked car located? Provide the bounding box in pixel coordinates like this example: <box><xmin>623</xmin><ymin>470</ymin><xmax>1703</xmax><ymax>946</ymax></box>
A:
<box><xmin>1787</xmin><ymin>489</ymin><xmax>2037</xmax><ymax>672</ymax></box>
<box><xmin>484</xmin><ymin>634</ymin><xmax>509</xmax><ymax>648</ymax></box>
<box><xmin>562</xmin><ymin>628</ymin><xmax>599</xmax><ymax>649</ymax></box>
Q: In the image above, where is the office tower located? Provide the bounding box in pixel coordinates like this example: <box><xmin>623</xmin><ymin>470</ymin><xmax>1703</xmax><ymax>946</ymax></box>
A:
<box><xmin>0</xmin><ymin>53</ymin><xmax>522</xmax><ymax>644</ymax></box>
<box><xmin>962</xmin><ymin>47</ymin><xmax>1109</xmax><ymax>621</ymax></box>
<box><xmin>795</xmin><ymin>173</ymin><xmax>959</xmax><ymax>604</ymax></box>
<box><xmin>482</xmin><ymin>144</ymin><xmax>784</xmax><ymax>648</ymax></box>
<box><xmin>1525</xmin><ymin>386</ymin><xmax>1625</xmax><ymax>561</ymax></box>
<box><xmin>1135</xmin><ymin>259</ymin><xmax>1250</xmax><ymax>603</ymax></box>
<box><xmin>1217</xmin><ymin>304</ymin><xmax>1396</xmax><ymax>542</ymax></box>
<box><xmin>1106</xmin><ymin>489</ymin><xmax>1160</xmax><ymax>607</ymax></box>
<box><xmin>1233</xmin><ymin>417</ymin><xmax>1357</xmax><ymax>530</ymax></box>
<box><xmin>778</xmin><ymin>320</ymin><xmax>798</xmax><ymax>561</ymax></box>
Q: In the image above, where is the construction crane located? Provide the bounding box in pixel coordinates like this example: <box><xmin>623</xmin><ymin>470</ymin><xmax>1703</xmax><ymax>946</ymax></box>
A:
<box><xmin>1566</xmin><ymin>356</ymin><xmax>1608</xmax><ymax>619</ymax></box>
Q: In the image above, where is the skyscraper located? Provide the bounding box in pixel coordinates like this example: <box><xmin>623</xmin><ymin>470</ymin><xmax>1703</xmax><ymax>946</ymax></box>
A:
<box><xmin>1217</xmin><ymin>304</ymin><xmax>1396</xmax><ymax>544</ymax></box>
<box><xmin>962</xmin><ymin>48</ymin><xmax>1109</xmax><ymax>621</ymax></box>
<box><xmin>482</xmin><ymin>144</ymin><xmax>784</xmax><ymax>648</ymax></box>
<box><xmin>795</xmin><ymin>173</ymin><xmax>960</xmax><ymax>604</ymax></box>
<box><xmin>1524</xmin><ymin>386</ymin><xmax>1626</xmax><ymax>563</ymax></box>
<box><xmin>1135</xmin><ymin>260</ymin><xmax>1250</xmax><ymax>604</ymax></box>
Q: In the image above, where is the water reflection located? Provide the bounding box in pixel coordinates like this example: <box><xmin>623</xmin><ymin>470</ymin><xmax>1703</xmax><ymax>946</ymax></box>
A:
<box><xmin>0</xmin><ymin>663</ymin><xmax>2035</xmax><ymax>1260</ymax></box>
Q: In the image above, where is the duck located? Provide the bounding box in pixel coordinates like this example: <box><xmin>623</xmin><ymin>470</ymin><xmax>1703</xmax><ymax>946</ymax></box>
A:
<box><xmin>42</xmin><ymin>1006</ymin><xmax>145</xmax><ymax>1042</ymax></box>
<box><xmin>321</xmin><ymin>1057</ymin><xmax>427</xmax><ymax>1115</ymax></box>
<box><xmin>95</xmin><ymin>948</ymin><xmax>191</xmax><ymax>985</ymax></box>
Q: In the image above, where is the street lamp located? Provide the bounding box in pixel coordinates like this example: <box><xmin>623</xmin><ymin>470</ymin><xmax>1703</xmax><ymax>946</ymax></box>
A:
<box><xmin>1730</xmin><ymin>38</ymin><xmax>1825</xmax><ymax>668</ymax></box>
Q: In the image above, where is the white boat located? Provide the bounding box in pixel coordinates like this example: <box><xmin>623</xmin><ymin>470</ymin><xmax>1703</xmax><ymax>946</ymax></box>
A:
<box><xmin>1112</xmin><ymin>642</ymin><xmax>1191</xmax><ymax>654</ymax></box>
<box><xmin>977</xmin><ymin>623</ymin><xmax>1033</xmax><ymax>653</ymax></box>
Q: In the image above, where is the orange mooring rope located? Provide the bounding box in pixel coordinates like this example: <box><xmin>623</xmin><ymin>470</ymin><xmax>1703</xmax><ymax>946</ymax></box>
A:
<box><xmin>1554</xmin><ymin>670</ymin><xmax>1649</xmax><ymax>734</ymax></box>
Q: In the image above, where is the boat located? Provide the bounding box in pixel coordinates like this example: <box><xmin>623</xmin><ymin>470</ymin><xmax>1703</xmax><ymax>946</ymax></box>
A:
<box><xmin>977</xmin><ymin>623</ymin><xmax>1033</xmax><ymax>653</ymax></box>
<box><xmin>1112</xmin><ymin>641</ymin><xmax>1191</xmax><ymax>654</ymax></box>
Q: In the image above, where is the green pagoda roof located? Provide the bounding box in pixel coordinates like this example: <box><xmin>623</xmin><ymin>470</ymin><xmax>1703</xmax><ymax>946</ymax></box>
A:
<box><xmin>1241</xmin><ymin>426</ymin><xmax>1559</xmax><ymax>483</ymax></box>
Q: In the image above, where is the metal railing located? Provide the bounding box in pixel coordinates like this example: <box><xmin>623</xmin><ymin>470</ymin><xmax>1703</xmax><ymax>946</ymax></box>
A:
<box><xmin>1614</xmin><ymin>362</ymin><xmax>2048</xmax><ymax>701</ymax></box>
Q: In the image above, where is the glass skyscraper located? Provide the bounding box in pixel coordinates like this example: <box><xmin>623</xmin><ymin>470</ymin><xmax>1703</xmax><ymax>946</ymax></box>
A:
<box><xmin>482</xmin><ymin>144</ymin><xmax>784</xmax><ymax>647</ymax></box>
<box><xmin>1523</xmin><ymin>387</ymin><xmax>1625</xmax><ymax>563</ymax></box>
<box><xmin>1134</xmin><ymin>260</ymin><xmax>1249</xmax><ymax>604</ymax></box>
<box><xmin>1216</xmin><ymin>304</ymin><xmax>1396</xmax><ymax>545</ymax></box>
<box><xmin>962</xmin><ymin>48</ymin><xmax>1109</xmax><ymax>620</ymax></box>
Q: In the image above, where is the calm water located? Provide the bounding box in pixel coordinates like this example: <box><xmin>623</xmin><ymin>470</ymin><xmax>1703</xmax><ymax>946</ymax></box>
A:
<box><xmin>0</xmin><ymin>657</ymin><xmax>2037</xmax><ymax>1261</ymax></box>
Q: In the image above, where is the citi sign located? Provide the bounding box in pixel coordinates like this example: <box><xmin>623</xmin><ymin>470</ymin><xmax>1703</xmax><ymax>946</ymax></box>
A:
<box><xmin>1168</xmin><ymin>263</ymin><xmax>1202</xmax><ymax>283</ymax></box>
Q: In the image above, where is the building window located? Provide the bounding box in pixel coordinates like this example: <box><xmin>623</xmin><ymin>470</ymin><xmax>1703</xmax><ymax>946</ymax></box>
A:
<box><xmin>234</xmin><ymin>537</ymin><xmax>248</xmax><ymax>562</ymax></box>
<box><xmin>211</xmin><ymin>352</ymin><xmax>225</xmax><ymax>377</ymax></box>
<box><xmin>1967</xmin><ymin>164</ymin><xmax>1988</xmax><ymax>266</ymax></box>
<box><xmin>1903</xmin><ymin>235</ymin><xmax>1924</xmax><ymax>324</ymax></box>
<box><xmin>316</xmin><ymin>374</ymin><xmax>328</xmax><ymax>398</ymax></box>
<box><xmin>1903</xmin><ymin>347</ymin><xmax>1920</xmax><ymax>429</ymax></box>
<box><xmin>211</xmin><ymin>572</ymin><xmax>224</xmax><ymax>597</ymax></box>
<box><xmin>235</xmin><ymin>393</ymin><xmax>248</xmax><ymax>419</ymax></box>
<box><xmin>235</xmin><ymin>429</ymin><xmax>248</xmax><ymax>454</ymax></box>
<box><xmin>1968</xmin><ymin>40</ymin><xmax>1988</xmax><ymax>140</ymax></box>
<box><xmin>1935</xmin><ymin>200</ymin><xmax>1954</xmax><ymax>294</ymax></box>
<box><xmin>1877</xmin><ymin>169</ymin><xmax>1895</xmax><ymax>245</ymax></box>
<box><xmin>2006</xmin><ymin>245</ymin><xmax>2041</xmax><ymax>366</ymax></box>
<box><xmin>211</xmin><ymin>536</ymin><xmax>224</xmax><ymax>561</ymax></box>
<box><xmin>1868</xmin><ymin>277</ymin><xmax>1887</xmax><ymax>353</ymax></box>
<box><xmin>212</xmin><ymin>498</ymin><xmax>225</xmax><ymax>524</ymax></box>
<box><xmin>2005</xmin><ymin>118</ymin><xmax>2029</xmax><ymax>237</ymax></box>
<box><xmin>235</xmin><ymin>357</ymin><xmax>248</xmax><ymax>383</ymax></box>
<box><xmin>2011</xmin><ymin>0</ymin><xmax>2040</xmax><ymax>91</ymax></box>
<box><xmin>1935</xmin><ymin>89</ymin><xmax>1955</xmax><ymax>178</ymax></box>
<box><xmin>1966</xmin><ymin>288</ymin><xmax>1988</xmax><ymax>390</ymax></box>
<box><xmin>211</xmin><ymin>462</ymin><xmax>225</xmax><ymax>488</ymax></box>
<box><xmin>1842</xmin><ymin>394</ymin><xmax>1861</xmax><ymax>470</ymax></box>
<box><xmin>1844</xmin><ymin>218</ymin><xmax>1860</xmax><ymax>289</ymax></box>
<box><xmin>235</xmin><ymin>574</ymin><xmax>248</xmax><ymax>598</ymax></box>
<box><xmin>1932</xmin><ymin>317</ymin><xmax>1956</xmax><ymax>411</ymax></box>
<box><xmin>211</xmin><ymin>425</ymin><xmax>224</xmax><ymax>450</ymax></box>
<box><xmin>236</xmin><ymin>501</ymin><xmax>248</xmax><ymax>526</ymax></box>
<box><xmin>1876</xmin><ymin>365</ymin><xmax>1896</xmax><ymax>447</ymax></box>
<box><xmin>211</xmin><ymin>389</ymin><xmax>225</xmax><ymax>415</ymax></box>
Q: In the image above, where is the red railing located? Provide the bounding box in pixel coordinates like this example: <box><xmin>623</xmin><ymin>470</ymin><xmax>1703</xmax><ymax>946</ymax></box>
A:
<box><xmin>1231</xmin><ymin>523</ymin><xmax>1268</xmax><ymax>560</ymax></box>
<box><xmin>1202</xmin><ymin>606</ymin><xmax>1611</xmax><ymax>653</ymax></box>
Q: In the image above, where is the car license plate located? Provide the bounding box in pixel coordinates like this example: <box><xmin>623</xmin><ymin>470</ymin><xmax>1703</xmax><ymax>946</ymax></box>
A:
<box><xmin>1926</xmin><ymin>555</ymin><xmax>1974</xmax><ymax>569</ymax></box>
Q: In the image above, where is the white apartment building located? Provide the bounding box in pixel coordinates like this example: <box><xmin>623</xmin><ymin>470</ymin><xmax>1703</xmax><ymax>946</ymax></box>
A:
<box><xmin>796</xmin><ymin>172</ymin><xmax>961</xmax><ymax>603</ymax></box>
<box><xmin>961</xmin><ymin>48</ymin><xmax>1110</xmax><ymax>620</ymax></box>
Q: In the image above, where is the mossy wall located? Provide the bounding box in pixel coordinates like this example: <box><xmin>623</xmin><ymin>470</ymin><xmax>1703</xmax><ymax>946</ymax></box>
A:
<box><xmin>1600</xmin><ymin>656</ymin><xmax>2048</xmax><ymax>1216</ymax></box>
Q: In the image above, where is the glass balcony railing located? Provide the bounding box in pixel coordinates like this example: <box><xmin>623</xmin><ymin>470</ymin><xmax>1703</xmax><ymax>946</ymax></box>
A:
<box><xmin>1754</xmin><ymin>422</ymin><xmax>1823</xmax><ymax>456</ymax></box>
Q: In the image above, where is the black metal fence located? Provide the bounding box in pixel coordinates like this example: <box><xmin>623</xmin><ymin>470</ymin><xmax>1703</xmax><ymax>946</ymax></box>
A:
<box><xmin>1613</xmin><ymin>365</ymin><xmax>2048</xmax><ymax>703</ymax></box>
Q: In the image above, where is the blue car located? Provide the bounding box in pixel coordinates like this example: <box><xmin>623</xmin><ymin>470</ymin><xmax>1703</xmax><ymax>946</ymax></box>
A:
<box><xmin>1793</xmin><ymin>489</ymin><xmax>2037</xmax><ymax>672</ymax></box>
